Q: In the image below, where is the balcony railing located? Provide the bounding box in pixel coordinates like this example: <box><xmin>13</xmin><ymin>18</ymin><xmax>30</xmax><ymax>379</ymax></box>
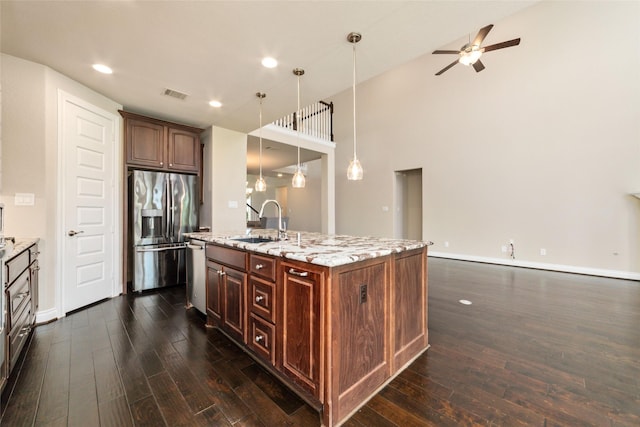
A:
<box><xmin>271</xmin><ymin>100</ymin><xmax>333</xmax><ymax>142</ymax></box>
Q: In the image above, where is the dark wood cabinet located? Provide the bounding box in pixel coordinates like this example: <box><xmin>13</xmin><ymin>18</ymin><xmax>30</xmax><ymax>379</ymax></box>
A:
<box><xmin>120</xmin><ymin>111</ymin><xmax>203</xmax><ymax>174</ymax></box>
<box><xmin>205</xmin><ymin>245</ymin><xmax>248</xmax><ymax>344</ymax></box>
<box><xmin>202</xmin><ymin>242</ymin><xmax>428</xmax><ymax>427</ymax></box>
<box><xmin>221</xmin><ymin>266</ymin><xmax>247</xmax><ymax>343</ymax></box>
<box><xmin>206</xmin><ymin>260</ymin><xmax>223</xmax><ymax>323</ymax></box>
<box><xmin>280</xmin><ymin>260</ymin><xmax>323</xmax><ymax>399</ymax></box>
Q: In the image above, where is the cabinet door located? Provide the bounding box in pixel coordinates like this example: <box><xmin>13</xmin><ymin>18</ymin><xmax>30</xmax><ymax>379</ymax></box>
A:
<box><xmin>126</xmin><ymin>118</ymin><xmax>165</xmax><ymax>168</ymax></box>
<box><xmin>206</xmin><ymin>260</ymin><xmax>223</xmax><ymax>325</ymax></box>
<box><xmin>281</xmin><ymin>262</ymin><xmax>322</xmax><ymax>398</ymax></box>
<box><xmin>222</xmin><ymin>267</ymin><xmax>247</xmax><ymax>343</ymax></box>
<box><xmin>393</xmin><ymin>248</ymin><xmax>428</xmax><ymax>369</ymax></box>
<box><xmin>167</xmin><ymin>128</ymin><xmax>200</xmax><ymax>173</ymax></box>
<box><xmin>29</xmin><ymin>260</ymin><xmax>39</xmax><ymax>324</ymax></box>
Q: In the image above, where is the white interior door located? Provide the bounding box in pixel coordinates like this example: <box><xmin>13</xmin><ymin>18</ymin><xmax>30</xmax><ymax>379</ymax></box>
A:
<box><xmin>61</xmin><ymin>93</ymin><xmax>117</xmax><ymax>313</ymax></box>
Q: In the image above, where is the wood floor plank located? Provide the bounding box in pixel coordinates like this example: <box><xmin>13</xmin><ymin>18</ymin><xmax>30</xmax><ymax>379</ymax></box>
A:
<box><xmin>34</xmin><ymin>340</ymin><xmax>70</xmax><ymax>425</ymax></box>
<box><xmin>147</xmin><ymin>371</ymin><xmax>193</xmax><ymax>426</ymax></box>
<box><xmin>98</xmin><ymin>395</ymin><xmax>134</xmax><ymax>427</ymax></box>
<box><xmin>129</xmin><ymin>394</ymin><xmax>166</xmax><ymax>427</ymax></box>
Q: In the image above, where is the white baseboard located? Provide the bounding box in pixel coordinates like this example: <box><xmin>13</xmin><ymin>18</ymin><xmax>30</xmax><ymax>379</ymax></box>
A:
<box><xmin>36</xmin><ymin>307</ymin><xmax>59</xmax><ymax>324</ymax></box>
<box><xmin>428</xmin><ymin>251</ymin><xmax>640</xmax><ymax>281</ymax></box>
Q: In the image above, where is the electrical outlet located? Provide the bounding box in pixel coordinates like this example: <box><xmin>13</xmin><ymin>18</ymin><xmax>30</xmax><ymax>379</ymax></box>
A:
<box><xmin>540</xmin><ymin>248</ymin><xmax>546</xmax><ymax>256</ymax></box>
<box><xmin>501</xmin><ymin>246</ymin><xmax>507</xmax><ymax>253</ymax></box>
<box><xmin>444</xmin><ymin>241</ymin><xmax>449</xmax><ymax>248</ymax></box>
<box><xmin>359</xmin><ymin>284</ymin><xmax>368</xmax><ymax>304</ymax></box>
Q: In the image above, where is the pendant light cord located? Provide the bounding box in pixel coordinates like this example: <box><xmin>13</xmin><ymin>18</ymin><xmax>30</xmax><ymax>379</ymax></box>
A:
<box><xmin>259</xmin><ymin>96</ymin><xmax>263</xmax><ymax>178</ymax></box>
<box><xmin>352</xmin><ymin>40</ymin><xmax>357</xmax><ymax>160</ymax></box>
<box><xmin>297</xmin><ymin>73</ymin><xmax>301</xmax><ymax>167</ymax></box>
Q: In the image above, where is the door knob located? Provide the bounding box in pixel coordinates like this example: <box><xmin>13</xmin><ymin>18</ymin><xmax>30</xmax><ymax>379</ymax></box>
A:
<box><xmin>68</xmin><ymin>230</ymin><xmax>84</xmax><ymax>236</ymax></box>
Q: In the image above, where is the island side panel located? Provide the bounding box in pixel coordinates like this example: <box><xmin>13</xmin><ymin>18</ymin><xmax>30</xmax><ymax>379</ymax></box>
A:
<box><xmin>329</xmin><ymin>256</ymin><xmax>392</xmax><ymax>424</ymax></box>
<box><xmin>392</xmin><ymin>246</ymin><xmax>428</xmax><ymax>370</ymax></box>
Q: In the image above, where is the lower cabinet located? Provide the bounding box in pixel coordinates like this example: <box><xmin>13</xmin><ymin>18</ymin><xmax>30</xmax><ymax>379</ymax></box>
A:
<box><xmin>205</xmin><ymin>245</ymin><xmax>248</xmax><ymax>344</ymax></box>
<box><xmin>3</xmin><ymin>242</ymin><xmax>39</xmax><ymax>386</ymax></box>
<box><xmin>203</xmin><ymin>243</ymin><xmax>428</xmax><ymax>427</ymax></box>
<box><xmin>280</xmin><ymin>260</ymin><xmax>323</xmax><ymax>399</ymax></box>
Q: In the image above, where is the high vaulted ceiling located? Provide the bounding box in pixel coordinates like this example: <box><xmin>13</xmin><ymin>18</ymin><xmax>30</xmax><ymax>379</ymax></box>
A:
<box><xmin>1</xmin><ymin>1</ymin><xmax>536</xmax><ymax>134</ymax></box>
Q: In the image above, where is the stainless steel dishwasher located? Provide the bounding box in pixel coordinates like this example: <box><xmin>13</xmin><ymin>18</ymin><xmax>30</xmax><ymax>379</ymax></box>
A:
<box><xmin>186</xmin><ymin>239</ymin><xmax>206</xmax><ymax>314</ymax></box>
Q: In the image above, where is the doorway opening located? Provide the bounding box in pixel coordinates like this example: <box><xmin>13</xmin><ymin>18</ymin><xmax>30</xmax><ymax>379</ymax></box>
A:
<box><xmin>394</xmin><ymin>168</ymin><xmax>422</xmax><ymax>240</ymax></box>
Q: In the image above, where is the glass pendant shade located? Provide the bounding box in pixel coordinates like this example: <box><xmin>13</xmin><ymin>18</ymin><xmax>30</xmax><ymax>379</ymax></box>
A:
<box><xmin>254</xmin><ymin>176</ymin><xmax>267</xmax><ymax>192</ymax></box>
<box><xmin>292</xmin><ymin>166</ymin><xmax>306</xmax><ymax>188</ymax></box>
<box><xmin>347</xmin><ymin>158</ymin><xmax>363</xmax><ymax>180</ymax></box>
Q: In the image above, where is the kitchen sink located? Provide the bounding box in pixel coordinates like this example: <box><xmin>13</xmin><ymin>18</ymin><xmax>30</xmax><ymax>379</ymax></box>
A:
<box><xmin>231</xmin><ymin>237</ymin><xmax>275</xmax><ymax>243</ymax></box>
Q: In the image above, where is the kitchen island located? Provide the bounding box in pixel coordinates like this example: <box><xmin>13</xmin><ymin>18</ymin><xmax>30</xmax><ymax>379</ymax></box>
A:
<box><xmin>186</xmin><ymin>230</ymin><xmax>430</xmax><ymax>427</ymax></box>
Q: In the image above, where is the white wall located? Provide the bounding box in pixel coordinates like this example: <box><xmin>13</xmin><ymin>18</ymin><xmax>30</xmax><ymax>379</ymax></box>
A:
<box><xmin>331</xmin><ymin>1</ymin><xmax>640</xmax><ymax>278</ymax></box>
<box><xmin>206</xmin><ymin>125</ymin><xmax>248</xmax><ymax>233</ymax></box>
<box><xmin>287</xmin><ymin>159</ymin><xmax>322</xmax><ymax>232</ymax></box>
<box><xmin>1</xmin><ymin>54</ymin><xmax>122</xmax><ymax>320</ymax></box>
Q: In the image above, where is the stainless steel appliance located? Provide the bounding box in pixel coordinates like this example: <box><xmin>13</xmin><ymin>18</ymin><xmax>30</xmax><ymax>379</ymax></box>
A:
<box><xmin>130</xmin><ymin>170</ymin><xmax>198</xmax><ymax>291</ymax></box>
<box><xmin>186</xmin><ymin>239</ymin><xmax>206</xmax><ymax>314</ymax></box>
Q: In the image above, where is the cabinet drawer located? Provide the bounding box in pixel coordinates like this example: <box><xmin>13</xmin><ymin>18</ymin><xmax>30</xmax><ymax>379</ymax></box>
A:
<box><xmin>206</xmin><ymin>245</ymin><xmax>247</xmax><ymax>271</ymax></box>
<box><xmin>6</xmin><ymin>249</ymin><xmax>30</xmax><ymax>285</ymax></box>
<box><xmin>248</xmin><ymin>313</ymin><xmax>276</xmax><ymax>365</ymax></box>
<box><xmin>249</xmin><ymin>254</ymin><xmax>276</xmax><ymax>281</ymax></box>
<box><xmin>249</xmin><ymin>277</ymin><xmax>276</xmax><ymax>323</ymax></box>
<box><xmin>7</xmin><ymin>268</ymin><xmax>31</xmax><ymax>324</ymax></box>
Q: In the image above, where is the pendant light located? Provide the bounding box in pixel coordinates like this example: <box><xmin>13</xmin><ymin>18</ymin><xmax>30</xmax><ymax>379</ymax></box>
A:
<box><xmin>254</xmin><ymin>92</ymin><xmax>267</xmax><ymax>192</ymax></box>
<box><xmin>292</xmin><ymin>67</ymin><xmax>306</xmax><ymax>188</ymax></box>
<box><xmin>347</xmin><ymin>32</ymin><xmax>363</xmax><ymax>181</ymax></box>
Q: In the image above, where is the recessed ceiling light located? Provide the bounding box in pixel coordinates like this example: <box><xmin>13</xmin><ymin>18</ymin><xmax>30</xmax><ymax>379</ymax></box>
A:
<box><xmin>261</xmin><ymin>57</ymin><xmax>278</xmax><ymax>68</ymax></box>
<box><xmin>92</xmin><ymin>63</ymin><xmax>113</xmax><ymax>74</ymax></box>
<box><xmin>209</xmin><ymin>100</ymin><xmax>222</xmax><ymax>108</ymax></box>
<box><xmin>459</xmin><ymin>299</ymin><xmax>472</xmax><ymax>305</ymax></box>
<box><xmin>277</xmin><ymin>173</ymin><xmax>283</xmax><ymax>178</ymax></box>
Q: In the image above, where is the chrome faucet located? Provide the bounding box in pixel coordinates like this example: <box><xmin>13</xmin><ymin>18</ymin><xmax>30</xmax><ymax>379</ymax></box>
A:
<box><xmin>258</xmin><ymin>199</ymin><xmax>287</xmax><ymax>240</ymax></box>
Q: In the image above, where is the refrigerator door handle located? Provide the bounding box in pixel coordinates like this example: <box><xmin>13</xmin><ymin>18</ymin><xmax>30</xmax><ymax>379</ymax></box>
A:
<box><xmin>165</xmin><ymin>175</ymin><xmax>171</xmax><ymax>239</ymax></box>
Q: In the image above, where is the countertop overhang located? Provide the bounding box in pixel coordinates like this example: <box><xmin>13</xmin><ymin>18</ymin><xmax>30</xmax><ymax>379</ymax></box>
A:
<box><xmin>185</xmin><ymin>230</ymin><xmax>431</xmax><ymax>267</ymax></box>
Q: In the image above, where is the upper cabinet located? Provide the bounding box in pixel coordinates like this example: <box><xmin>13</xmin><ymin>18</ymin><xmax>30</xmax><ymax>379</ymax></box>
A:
<box><xmin>120</xmin><ymin>111</ymin><xmax>204</xmax><ymax>174</ymax></box>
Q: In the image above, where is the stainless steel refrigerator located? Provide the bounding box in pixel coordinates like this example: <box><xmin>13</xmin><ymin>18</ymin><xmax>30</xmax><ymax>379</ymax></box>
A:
<box><xmin>130</xmin><ymin>170</ymin><xmax>198</xmax><ymax>291</ymax></box>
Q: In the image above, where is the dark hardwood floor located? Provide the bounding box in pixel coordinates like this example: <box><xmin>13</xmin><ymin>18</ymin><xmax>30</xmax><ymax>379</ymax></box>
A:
<box><xmin>2</xmin><ymin>258</ymin><xmax>639</xmax><ymax>426</ymax></box>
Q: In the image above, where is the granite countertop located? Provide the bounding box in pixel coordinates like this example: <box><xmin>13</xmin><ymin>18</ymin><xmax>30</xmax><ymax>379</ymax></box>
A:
<box><xmin>1</xmin><ymin>238</ymin><xmax>40</xmax><ymax>262</ymax></box>
<box><xmin>185</xmin><ymin>230</ymin><xmax>431</xmax><ymax>267</ymax></box>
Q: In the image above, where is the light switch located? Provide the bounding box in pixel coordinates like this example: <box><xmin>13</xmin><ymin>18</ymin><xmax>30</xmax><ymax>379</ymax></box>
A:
<box><xmin>228</xmin><ymin>200</ymin><xmax>238</xmax><ymax>208</ymax></box>
<box><xmin>15</xmin><ymin>193</ymin><xmax>35</xmax><ymax>206</ymax></box>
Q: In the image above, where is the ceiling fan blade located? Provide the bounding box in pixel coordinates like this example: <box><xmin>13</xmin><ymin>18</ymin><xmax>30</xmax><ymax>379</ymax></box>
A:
<box><xmin>435</xmin><ymin>59</ymin><xmax>459</xmax><ymax>76</ymax></box>
<box><xmin>473</xmin><ymin>24</ymin><xmax>494</xmax><ymax>46</ymax></box>
<box><xmin>432</xmin><ymin>50</ymin><xmax>460</xmax><ymax>54</ymax></box>
<box><xmin>472</xmin><ymin>59</ymin><xmax>485</xmax><ymax>73</ymax></box>
<box><xmin>482</xmin><ymin>38</ymin><xmax>521</xmax><ymax>53</ymax></box>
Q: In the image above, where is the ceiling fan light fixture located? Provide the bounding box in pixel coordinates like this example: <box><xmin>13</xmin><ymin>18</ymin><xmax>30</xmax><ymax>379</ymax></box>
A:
<box><xmin>459</xmin><ymin>46</ymin><xmax>482</xmax><ymax>66</ymax></box>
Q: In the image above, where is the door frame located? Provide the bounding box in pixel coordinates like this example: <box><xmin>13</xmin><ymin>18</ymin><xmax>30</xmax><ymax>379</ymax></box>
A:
<box><xmin>56</xmin><ymin>90</ymin><xmax>122</xmax><ymax>317</ymax></box>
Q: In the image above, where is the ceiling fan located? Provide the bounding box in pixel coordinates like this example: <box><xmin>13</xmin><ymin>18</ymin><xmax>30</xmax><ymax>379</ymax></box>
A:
<box><xmin>433</xmin><ymin>24</ymin><xmax>520</xmax><ymax>76</ymax></box>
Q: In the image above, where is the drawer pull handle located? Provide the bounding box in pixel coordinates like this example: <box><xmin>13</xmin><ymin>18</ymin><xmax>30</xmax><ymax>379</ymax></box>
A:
<box><xmin>255</xmin><ymin>295</ymin><xmax>264</xmax><ymax>303</ymax></box>
<box><xmin>218</xmin><ymin>271</ymin><xmax>226</xmax><ymax>277</ymax></box>
<box><xmin>255</xmin><ymin>264</ymin><xmax>264</xmax><ymax>270</ymax></box>
<box><xmin>19</xmin><ymin>327</ymin><xmax>31</xmax><ymax>337</ymax></box>
<box><xmin>255</xmin><ymin>335</ymin><xmax>264</xmax><ymax>343</ymax></box>
<box><xmin>288</xmin><ymin>268</ymin><xmax>309</xmax><ymax>277</ymax></box>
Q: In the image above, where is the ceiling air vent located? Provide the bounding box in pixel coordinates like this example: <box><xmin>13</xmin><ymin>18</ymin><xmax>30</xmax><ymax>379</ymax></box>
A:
<box><xmin>163</xmin><ymin>88</ymin><xmax>188</xmax><ymax>100</ymax></box>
